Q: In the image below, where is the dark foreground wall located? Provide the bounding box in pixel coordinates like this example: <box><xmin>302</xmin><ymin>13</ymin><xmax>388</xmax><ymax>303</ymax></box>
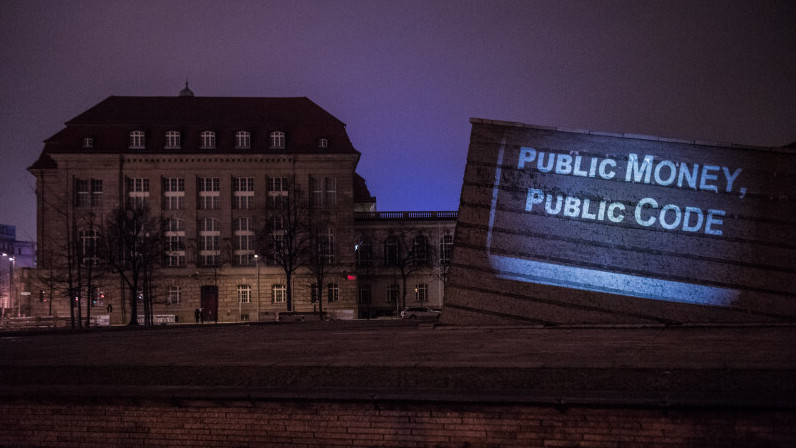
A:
<box><xmin>1</xmin><ymin>398</ymin><xmax>794</xmax><ymax>448</ymax></box>
<box><xmin>444</xmin><ymin>119</ymin><xmax>796</xmax><ymax>325</ymax></box>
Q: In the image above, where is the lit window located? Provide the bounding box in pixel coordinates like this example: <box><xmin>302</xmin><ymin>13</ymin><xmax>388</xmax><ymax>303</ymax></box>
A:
<box><xmin>129</xmin><ymin>131</ymin><xmax>145</xmax><ymax>149</ymax></box>
<box><xmin>82</xmin><ymin>138</ymin><xmax>94</xmax><ymax>148</ymax></box>
<box><xmin>269</xmin><ymin>131</ymin><xmax>285</xmax><ymax>149</ymax></box>
<box><xmin>235</xmin><ymin>131</ymin><xmax>251</xmax><ymax>149</ymax></box>
<box><xmin>200</xmin><ymin>131</ymin><xmax>216</xmax><ymax>149</ymax></box>
<box><xmin>318</xmin><ymin>138</ymin><xmax>328</xmax><ymax>149</ymax></box>
<box><xmin>238</xmin><ymin>285</ymin><xmax>252</xmax><ymax>303</ymax></box>
<box><xmin>165</xmin><ymin>131</ymin><xmax>181</xmax><ymax>149</ymax></box>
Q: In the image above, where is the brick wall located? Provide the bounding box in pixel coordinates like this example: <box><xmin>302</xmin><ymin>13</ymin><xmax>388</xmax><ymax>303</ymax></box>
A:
<box><xmin>1</xmin><ymin>398</ymin><xmax>794</xmax><ymax>447</ymax></box>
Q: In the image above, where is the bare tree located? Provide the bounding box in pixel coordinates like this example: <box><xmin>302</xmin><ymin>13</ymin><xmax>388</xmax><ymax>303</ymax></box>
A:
<box><xmin>306</xmin><ymin>222</ymin><xmax>336</xmax><ymax>320</ymax></box>
<box><xmin>258</xmin><ymin>177</ymin><xmax>311</xmax><ymax>312</ymax></box>
<box><xmin>98</xmin><ymin>204</ymin><xmax>164</xmax><ymax>326</ymax></box>
<box><xmin>383</xmin><ymin>226</ymin><xmax>435</xmax><ymax>310</ymax></box>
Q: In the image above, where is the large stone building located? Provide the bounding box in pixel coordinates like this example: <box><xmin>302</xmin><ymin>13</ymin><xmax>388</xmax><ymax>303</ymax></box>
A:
<box><xmin>26</xmin><ymin>88</ymin><xmax>455</xmax><ymax>325</ymax></box>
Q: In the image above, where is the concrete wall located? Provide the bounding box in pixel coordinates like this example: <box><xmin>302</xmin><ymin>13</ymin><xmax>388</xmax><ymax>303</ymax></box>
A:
<box><xmin>444</xmin><ymin>119</ymin><xmax>796</xmax><ymax>325</ymax></box>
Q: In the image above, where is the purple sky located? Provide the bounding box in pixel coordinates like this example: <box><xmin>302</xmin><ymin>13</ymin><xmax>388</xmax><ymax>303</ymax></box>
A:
<box><xmin>1</xmin><ymin>0</ymin><xmax>793</xmax><ymax>243</ymax></box>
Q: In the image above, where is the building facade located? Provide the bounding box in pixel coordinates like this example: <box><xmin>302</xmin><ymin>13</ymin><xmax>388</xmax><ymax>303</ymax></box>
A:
<box><xmin>1</xmin><ymin>224</ymin><xmax>35</xmax><ymax>316</ymax></box>
<box><xmin>26</xmin><ymin>90</ymin><xmax>454</xmax><ymax>325</ymax></box>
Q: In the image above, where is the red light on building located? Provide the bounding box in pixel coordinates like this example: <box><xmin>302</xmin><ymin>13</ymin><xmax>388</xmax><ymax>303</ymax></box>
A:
<box><xmin>347</xmin><ymin>275</ymin><xmax>356</xmax><ymax>281</ymax></box>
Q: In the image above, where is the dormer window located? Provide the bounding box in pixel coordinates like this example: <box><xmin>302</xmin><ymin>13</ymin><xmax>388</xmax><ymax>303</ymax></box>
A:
<box><xmin>129</xmin><ymin>130</ymin><xmax>145</xmax><ymax>149</ymax></box>
<box><xmin>235</xmin><ymin>131</ymin><xmax>251</xmax><ymax>149</ymax></box>
<box><xmin>200</xmin><ymin>131</ymin><xmax>216</xmax><ymax>149</ymax></box>
<box><xmin>269</xmin><ymin>131</ymin><xmax>285</xmax><ymax>149</ymax></box>
<box><xmin>318</xmin><ymin>138</ymin><xmax>328</xmax><ymax>149</ymax></box>
<box><xmin>165</xmin><ymin>131</ymin><xmax>181</xmax><ymax>149</ymax></box>
<box><xmin>82</xmin><ymin>138</ymin><xmax>94</xmax><ymax>149</ymax></box>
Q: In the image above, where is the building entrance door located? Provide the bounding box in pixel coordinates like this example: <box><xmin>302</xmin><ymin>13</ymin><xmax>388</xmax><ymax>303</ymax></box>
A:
<box><xmin>200</xmin><ymin>285</ymin><xmax>218</xmax><ymax>323</ymax></box>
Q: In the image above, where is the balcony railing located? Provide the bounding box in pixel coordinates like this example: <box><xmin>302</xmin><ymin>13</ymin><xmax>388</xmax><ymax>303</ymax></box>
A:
<box><xmin>354</xmin><ymin>211</ymin><xmax>458</xmax><ymax>221</ymax></box>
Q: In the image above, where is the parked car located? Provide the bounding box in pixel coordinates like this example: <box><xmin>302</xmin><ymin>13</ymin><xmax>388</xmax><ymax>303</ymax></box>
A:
<box><xmin>400</xmin><ymin>307</ymin><xmax>441</xmax><ymax>321</ymax></box>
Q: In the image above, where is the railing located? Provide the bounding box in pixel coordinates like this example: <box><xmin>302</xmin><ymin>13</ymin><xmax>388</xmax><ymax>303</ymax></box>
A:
<box><xmin>354</xmin><ymin>211</ymin><xmax>458</xmax><ymax>221</ymax></box>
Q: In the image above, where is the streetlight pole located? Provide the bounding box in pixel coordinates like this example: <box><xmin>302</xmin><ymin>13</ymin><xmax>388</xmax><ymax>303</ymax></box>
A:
<box><xmin>254</xmin><ymin>254</ymin><xmax>260</xmax><ymax>322</ymax></box>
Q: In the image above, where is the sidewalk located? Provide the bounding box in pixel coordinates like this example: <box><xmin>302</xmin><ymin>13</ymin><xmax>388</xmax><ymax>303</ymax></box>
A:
<box><xmin>1</xmin><ymin>321</ymin><xmax>794</xmax><ymax>407</ymax></box>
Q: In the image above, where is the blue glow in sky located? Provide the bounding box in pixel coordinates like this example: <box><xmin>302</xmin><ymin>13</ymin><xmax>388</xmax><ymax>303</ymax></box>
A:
<box><xmin>1</xmin><ymin>0</ymin><xmax>794</xmax><ymax>242</ymax></box>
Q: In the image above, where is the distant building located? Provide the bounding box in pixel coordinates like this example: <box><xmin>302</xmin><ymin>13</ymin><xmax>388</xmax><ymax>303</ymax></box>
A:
<box><xmin>26</xmin><ymin>88</ymin><xmax>454</xmax><ymax>324</ymax></box>
<box><xmin>1</xmin><ymin>224</ymin><xmax>36</xmax><ymax>314</ymax></box>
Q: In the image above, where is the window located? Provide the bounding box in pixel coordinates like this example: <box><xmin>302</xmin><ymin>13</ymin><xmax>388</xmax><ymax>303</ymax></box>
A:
<box><xmin>167</xmin><ymin>286</ymin><xmax>182</xmax><ymax>305</ymax></box>
<box><xmin>440</xmin><ymin>234</ymin><xmax>454</xmax><ymax>265</ymax></box>
<box><xmin>310</xmin><ymin>283</ymin><xmax>321</xmax><ymax>303</ymax></box>
<box><xmin>234</xmin><ymin>217</ymin><xmax>254</xmax><ymax>266</ymax></box>
<box><xmin>127</xmin><ymin>177</ymin><xmax>149</xmax><ymax>208</ymax></box>
<box><xmin>129</xmin><ymin>130</ymin><xmax>145</xmax><ymax>149</ymax></box>
<box><xmin>357</xmin><ymin>284</ymin><xmax>371</xmax><ymax>305</ymax></box>
<box><xmin>198</xmin><ymin>177</ymin><xmax>220</xmax><ymax>210</ymax></box>
<box><xmin>235</xmin><ymin>131</ymin><xmax>251</xmax><ymax>149</ymax></box>
<box><xmin>414</xmin><ymin>284</ymin><xmax>428</xmax><ymax>303</ymax></box>
<box><xmin>200</xmin><ymin>131</ymin><xmax>216</xmax><ymax>149</ymax></box>
<box><xmin>82</xmin><ymin>138</ymin><xmax>94</xmax><ymax>149</ymax></box>
<box><xmin>269</xmin><ymin>131</ymin><xmax>285</xmax><ymax>149</ymax></box>
<box><xmin>163</xmin><ymin>177</ymin><xmax>185</xmax><ymax>210</ymax></box>
<box><xmin>387</xmin><ymin>284</ymin><xmax>399</xmax><ymax>306</ymax></box>
<box><xmin>89</xmin><ymin>287</ymin><xmax>104</xmax><ymax>308</ymax></box>
<box><xmin>238</xmin><ymin>285</ymin><xmax>252</xmax><ymax>303</ymax></box>
<box><xmin>91</xmin><ymin>179</ymin><xmax>103</xmax><ymax>207</ymax></box>
<box><xmin>233</xmin><ymin>177</ymin><xmax>255</xmax><ymax>210</ymax></box>
<box><xmin>75</xmin><ymin>179</ymin><xmax>90</xmax><ymax>207</ymax></box>
<box><xmin>317</xmin><ymin>138</ymin><xmax>328</xmax><ymax>149</ymax></box>
<box><xmin>385</xmin><ymin>236</ymin><xmax>399</xmax><ymax>266</ymax></box>
<box><xmin>327</xmin><ymin>283</ymin><xmax>339</xmax><ymax>303</ymax></box>
<box><xmin>412</xmin><ymin>235</ymin><xmax>429</xmax><ymax>266</ymax></box>
<box><xmin>165</xmin><ymin>218</ymin><xmax>185</xmax><ymax>267</ymax></box>
<box><xmin>165</xmin><ymin>131</ymin><xmax>181</xmax><ymax>149</ymax></box>
<box><xmin>310</xmin><ymin>177</ymin><xmax>336</xmax><ymax>208</ymax></box>
<box><xmin>79</xmin><ymin>230</ymin><xmax>99</xmax><ymax>267</ymax></box>
<box><xmin>198</xmin><ymin>218</ymin><xmax>220</xmax><ymax>266</ymax></box>
<box><xmin>355</xmin><ymin>237</ymin><xmax>371</xmax><ymax>267</ymax></box>
<box><xmin>77</xmin><ymin>179</ymin><xmax>103</xmax><ymax>207</ymax></box>
<box><xmin>317</xmin><ymin>228</ymin><xmax>335</xmax><ymax>264</ymax></box>
<box><xmin>272</xmin><ymin>284</ymin><xmax>286</xmax><ymax>303</ymax></box>
<box><xmin>267</xmin><ymin>176</ymin><xmax>289</xmax><ymax>208</ymax></box>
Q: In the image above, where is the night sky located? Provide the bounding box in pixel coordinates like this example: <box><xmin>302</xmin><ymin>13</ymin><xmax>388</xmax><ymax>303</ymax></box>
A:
<box><xmin>1</xmin><ymin>0</ymin><xmax>793</xmax><ymax>243</ymax></box>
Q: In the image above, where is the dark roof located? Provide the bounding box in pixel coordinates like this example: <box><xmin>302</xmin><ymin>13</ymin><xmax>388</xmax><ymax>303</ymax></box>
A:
<box><xmin>353</xmin><ymin>173</ymin><xmax>376</xmax><ymax>204</ymax></box>
<box><xmin>34</xmin><ymin>95</ymin><xmax>359</xmax><ymax>160</ymax></box>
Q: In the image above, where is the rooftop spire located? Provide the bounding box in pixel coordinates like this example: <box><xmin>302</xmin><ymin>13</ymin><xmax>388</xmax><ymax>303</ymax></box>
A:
<box><xmin>179</xmin><ymin>81</ymin><xmax>194</xmax><ymax>97</ymax></box>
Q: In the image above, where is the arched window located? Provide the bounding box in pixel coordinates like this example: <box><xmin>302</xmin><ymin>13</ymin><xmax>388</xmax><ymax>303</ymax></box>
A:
<box><xmin>269</xmin><ymin>131</ymin><xmax>285</xmax><ymax>149</ymax></box>
<box><xmin>165</xmin><ymin>131</ymin><xmax>181</xmax><ymax>149</ymax></box>
<box><xmin>200</xmin><ymin>131</ymin><xmax>216</xmax><ymax>149</ymax></box>
<box><xmin>235</xmin><ymin>131</ymin><xmax>251</xmax><ymax>149</ymax></box>
<box><xmin>129</xmin><ymin>130</ymin><xmax>145</xmax><ymax>149</ymax></box>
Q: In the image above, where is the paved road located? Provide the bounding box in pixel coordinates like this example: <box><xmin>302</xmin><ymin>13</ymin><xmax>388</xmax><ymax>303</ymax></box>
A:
<box><xmin>1</xmin><ymin>321</ymin><xmax>794</xmax><ymax>407</ymax></box>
